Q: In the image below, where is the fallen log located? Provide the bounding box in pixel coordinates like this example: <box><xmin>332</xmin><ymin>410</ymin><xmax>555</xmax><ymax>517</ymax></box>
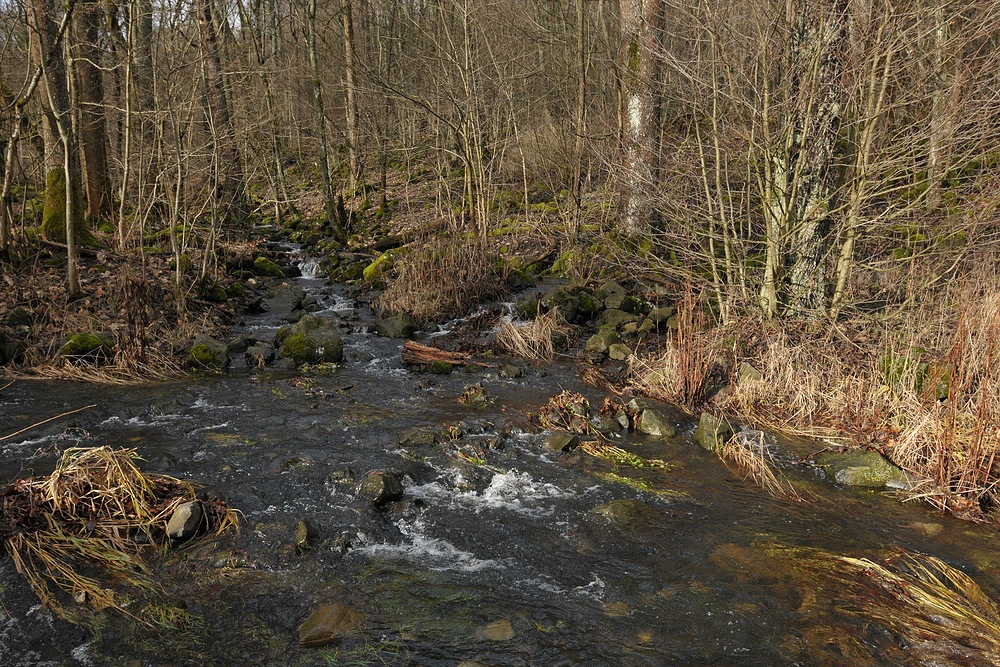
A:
<box><xmin>401</xmin><ymin>341</ymin><xmax>491</xmax><ymax>367</ymax></box>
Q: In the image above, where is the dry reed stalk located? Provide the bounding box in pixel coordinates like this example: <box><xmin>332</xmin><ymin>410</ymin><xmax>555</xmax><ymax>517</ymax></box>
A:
<box><xmin>495</xmin><ymin>309</ymin><xmax>570</xmax><ymax>361</ymax></box>
<box><xmin>28</xmin><ymin>347</ymin><xmax>185</xmax><ymax>385</ymax></box>
<box><xmin>801</xmin><ymin>548</ymin><xmax>1000</xmax><ymax>662</ymax></box>
<box><xmin>717</xmin><ymin>431</ymin><xmax>801</xmax><ymax>500</ymax></box>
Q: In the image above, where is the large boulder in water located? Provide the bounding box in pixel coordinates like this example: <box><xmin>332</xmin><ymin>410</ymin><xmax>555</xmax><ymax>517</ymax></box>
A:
<box><xmin>263</xmin><ymin>284</ymin><xmax>306</xmax><ymax>314</ymax></box>
<box><xmin>374</xmin><ymin>312</ymin><xmax>417</xmax><ymax>339</ymax></box>
<box><xmin>276</xmin><ymin>314</ymin><xmax>344</xmax><ymax>366</ymax></box>
<box><xmin>188</xmin><ymin>334</ymin><xmax>230</xmax><ymax>369</ymax></box>
<box><xmin>357</xmin><ymin>469</ymin><xmax>404</xmax><ymax>506</ymax></box>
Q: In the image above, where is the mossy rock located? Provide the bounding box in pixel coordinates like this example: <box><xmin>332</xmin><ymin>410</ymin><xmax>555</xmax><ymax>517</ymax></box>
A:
<box><xmin>0</xmin><ymin>332</ymin><xmax>24</xmax><ymax>365</ymax></box>
<box><xmin>693</xmin><ymin>412</ymin><xmax>734</xmax><ymax>451</ymax></box>
<box><xmin>620</xmin><ymin>295</ymin><xmax>650</xmax><ymax>316</ymax></box>
<box><xmin>597</xmin><ymin>281</ymin><xmax>627</xmax><ymax>310</ymax></box>
<box><xmin>362</xmin><ymin>252</ymin><xmax>394</xmax><ymax>287</ymax></box>
<box><xmin>278</xmin><ymin>314</ymin><xmax>344</xmax><ymax>366</ymax></box>
<box><xmin>585</xmin><ymin>326</ymin><xmax>619</xmax><ymax>356</ymax></box>
<box><xmin>426</xmin><ymin>360</ymin><xmax>454</xmax><ymax>374</ymax></box>
<box><xmin>636</xmin><ymin>407</ymin><xmax>676</xmax><ymax>438</ymax></box>
<box><xmin>198</xmin><ymin>280</ymin><xmax>229</xmax><ymax>304</ymax></box>
<box><xmin>816</xmin><ymin>450</ymin><xmax>910</xmax><ymax>488</ymax></box>
<box><xmin>188</xmin><ymin>334</ymin><xmax>230</xmax><ymax>370</ymax></box>
<box><xmin>601</xmin><ymin>309</ymin><xmax>639</xmax><ymax>328</ymax></box>
<box><xmin>252</xmin><ymin>256</ymin><xmax>285</xmax><ymax>278</ymax></box>
<box><xmin>540</xmin><ymin>287</ymin><xmax>579</xmax><ymax>323</ymax></box>
<box><xmin>515</xmin><ymin>295</ymin><xmax>540</xmax><ymax>319</ymax></box>
<box><xmin>59</xmin><ymin>332</ymin><xmax>115</xmax><ymax>361</ymax></box>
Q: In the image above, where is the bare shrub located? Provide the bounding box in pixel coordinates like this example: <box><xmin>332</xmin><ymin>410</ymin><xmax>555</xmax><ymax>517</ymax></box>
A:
<box><xmin>379</xmin><ymin>235</ymin><xmax>508</xmax><ymax>322</ymax></box>
<box><xmin>628</xmin><ymin>284</ymin><xmax>720</xmax><ymax>409</ymax></box>
<box><xmin>723</xmin><ymin>262</ymin><xmax>1000</xmax><ymax>518</ymax></box>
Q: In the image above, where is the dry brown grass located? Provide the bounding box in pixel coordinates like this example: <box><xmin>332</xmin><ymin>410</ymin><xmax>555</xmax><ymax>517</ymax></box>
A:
<box><xmin>628</xmin><ymin>285</ymin><xmax>722</xmax><ymax>409</ymax></box>
<box><xmin>379</xmin><ymin>234</ymin><xmax>509</xmax><ymax>322</ymax></box>
<box><xmin>720</xmin><ymin>265</ymin><xmax>1000</xmax><ymax>518</ymax></box>
<box><xmin>1</xmin><ymin>447</ymin><xmax>239</xmax><ymax>627</ymax></box>
<box><xmin>496</xmin><ymin>309</ymin><xmax>571</xmax><ymax>361</ymax></box>
<box><xmin>718</xmin><ymin>431</ymin><xmax>801</xmax><ymax>500</ymax></box>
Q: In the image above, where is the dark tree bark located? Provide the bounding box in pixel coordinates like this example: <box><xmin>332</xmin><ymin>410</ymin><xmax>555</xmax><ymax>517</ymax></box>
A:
<box><xmin>196</xmin><ymin>0</ymin><xmax>247</xmax><ymax>223</ymax></box>
<box><xmin>75</xmin><ymin>0</ymin><xmax>113</xmax><ymax>223</ymax></box>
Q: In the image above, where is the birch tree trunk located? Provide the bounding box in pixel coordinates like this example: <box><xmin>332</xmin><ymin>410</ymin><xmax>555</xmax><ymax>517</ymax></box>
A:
<box><xmin>619</xmin><ymin>0</ymin><xmax>661</xmax><ymax>236</ymax></box>
<box><xmin>343</xmin><ymin>0</ymin><xmax>361</xmax><ymax>194</ymax></box>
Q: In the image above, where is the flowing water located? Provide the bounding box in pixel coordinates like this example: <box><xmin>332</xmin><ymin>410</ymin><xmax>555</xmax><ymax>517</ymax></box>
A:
<box><xmin>2</xmin><ymin>262</ymin><xmax>1000</xmax><ymax>666</ymax></box>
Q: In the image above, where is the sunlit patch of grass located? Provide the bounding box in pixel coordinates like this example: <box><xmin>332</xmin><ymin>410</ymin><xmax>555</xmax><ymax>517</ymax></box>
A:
<box><xmin>580</xmin><ymin>440</ymin><xmax>669</xmax><ymax>469</ymax></box>
<box><xmin>595</xmin><ymin>471</ymin><xmax>688</xmax><ymax>499</ymax></box>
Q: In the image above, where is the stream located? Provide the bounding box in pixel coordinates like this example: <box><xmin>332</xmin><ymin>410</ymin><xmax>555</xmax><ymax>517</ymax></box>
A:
<box><xmin>2</xmin><ymin>255</ymin><xmax>1000</xmax><ymax>666</ymax></box>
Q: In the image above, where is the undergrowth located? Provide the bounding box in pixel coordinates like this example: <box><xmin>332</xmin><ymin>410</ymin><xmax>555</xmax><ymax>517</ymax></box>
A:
<box><xmin>379</xmin><ymin>233</ymin><xmax>508</xmax><ymax>322</ymax></box>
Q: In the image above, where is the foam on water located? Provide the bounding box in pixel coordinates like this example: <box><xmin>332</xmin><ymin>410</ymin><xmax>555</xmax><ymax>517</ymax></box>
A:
<box><xmin>408</xmin><ymin>470</ymin><xmax>573</xmax><ymax>517</ymax></box>
<box><xmin>297</xmin><ymin>259</ymin><xmax>323</xmax><ymax>279</ymax></box>
<box><xmin>354</xmin><ymin>518</ymin><xmax>499</xmax><ymax>572</ymax></box>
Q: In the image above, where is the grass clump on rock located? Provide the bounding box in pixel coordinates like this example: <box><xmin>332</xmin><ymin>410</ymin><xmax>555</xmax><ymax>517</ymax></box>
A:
<box><xmin>0</xmin><ymin>446</ymin><xmax>239</xmax><ymax>628</ymax></box>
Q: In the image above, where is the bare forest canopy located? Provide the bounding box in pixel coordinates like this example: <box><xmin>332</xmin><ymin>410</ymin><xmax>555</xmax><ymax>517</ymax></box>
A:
<box><xmin>0</xmin><ymin>0</ymin><xmax>998</xmax><ymax>319</ymax></box>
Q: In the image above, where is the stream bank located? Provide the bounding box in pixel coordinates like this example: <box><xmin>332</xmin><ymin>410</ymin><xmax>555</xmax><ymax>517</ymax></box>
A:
<box><xmin>3</xmin><ymin>246</ymin><xmax>1000</xmax><ymax>666</ymax></box>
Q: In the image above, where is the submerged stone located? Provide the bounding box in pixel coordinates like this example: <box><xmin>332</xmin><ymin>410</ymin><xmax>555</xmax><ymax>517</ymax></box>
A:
<box><xmin>297</xmin><ymin>603</ymin><xmax>366</xmax><ymax>647</ymax></box>
<box><xmin>295</xmin><ymin>518</ymin><xmax>318</xmax><ymax>551</ymax></box>
<box><xmin>694</xmin><ymin>412</ymin><xmax>734</xmax><ymax>451</ymax></box>
<box><xmin>358</xmin><ymin>470</ymin><xmax>404</xmax><ymax>506</ymax></box>
<box><xmin>817</xmin><ymin>450</ymin><xmax>910</xmax><ymax>488</ymax></box>
<box><xmin>589</xmin><ymin>499</ymin><xmax>655</xmax><ymax>528</ymax></box>
<box><xmin>475</xmin><ymin>618</ymin><xmax>515</xmax><ymax>641</ymax></box>
<box><xmin>397</xmin><ymin>428</ymin><xmax>440</xmax><ymax>446</ymax></box>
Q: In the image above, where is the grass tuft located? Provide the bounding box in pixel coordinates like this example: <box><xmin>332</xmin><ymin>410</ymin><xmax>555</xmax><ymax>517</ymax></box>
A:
<box><xmin>496</xmin><ymin>309</ymin><xmax>571</xmax><ymax>361</ymax></box>
<box><xmin>1</xmin><ymin>446</ymin><xmax>239</xmax><ymax>627</ymax></box>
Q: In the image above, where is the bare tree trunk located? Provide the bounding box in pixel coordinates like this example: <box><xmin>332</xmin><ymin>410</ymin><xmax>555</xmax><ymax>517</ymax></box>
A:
<box><xmin>75</xmin><ymin>0</ymin><xmax>112</xmax><ymax>224</ymax></box>
<box><xmin>343</xmin><ymin>0</ymin><xmax>361</xmax><ymax>194</ymax></box>
<box><xmin>570</xmin><ymin>0</ymin><xmax>587</xmax><ymax>233</ymax></box>
<box><xmin>196</xmin><ymin>0</ymin><xmax>246</xmax><ymax>223</ymax></box>
<box><xmin>307</xmin><ymin>0</ymin><xmax>342</xmax><ymax>239</ymax></box>
<box><xmin>619</xmin><ymin>0</ymin><xmax>662</xmax><ymax>236</ymax></box>
<box><xmin>29</xmin><ymin>0</ymin><xmax>86</xmax><ymax>298</ymax></box>
<box><xmin>785</xmin><ymin>0</ymin><xmax>847</xmax><ymax>316</ymax></box>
